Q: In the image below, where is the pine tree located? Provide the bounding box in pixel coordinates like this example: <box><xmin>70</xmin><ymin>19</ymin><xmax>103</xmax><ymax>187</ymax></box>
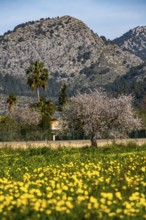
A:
<box><xmin>58</xmin><ymin>84</ymin><xmax>68</xmax><ymax>111</ymax></box>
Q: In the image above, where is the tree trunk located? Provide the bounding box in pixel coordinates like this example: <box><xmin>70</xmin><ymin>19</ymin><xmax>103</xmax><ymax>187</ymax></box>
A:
<box><xmin>37</xmin><ymin>88</ymin><xmax>40</xmax><ymax>103</ymax></box>
<box><xmin>91</xmin><ymin>133</ymin><xmax>97</xmax><ymax>147</ymax></box>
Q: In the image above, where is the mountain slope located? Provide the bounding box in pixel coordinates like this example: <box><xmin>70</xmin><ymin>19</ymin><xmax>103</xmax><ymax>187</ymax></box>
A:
<box><xmin>0</xmin><ymin>16</ymin><xmax>142</xmax><ymax>100</ymax></box>
<box><xmin>106</xmin><ymin>61</ymin><xmax>146</xmax><ymax>106</ymax></box>
<box><xmin>113</xmin><ymin>26</ymin><xmax>146</xmax><ymax>60</ymax></box>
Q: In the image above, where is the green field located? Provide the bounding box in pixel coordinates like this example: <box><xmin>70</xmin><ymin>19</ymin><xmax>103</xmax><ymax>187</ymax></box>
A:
<box><xmin>0</xmin><ymin>143</ymin><xmax>146</xmax><ymax>220</ymax></box>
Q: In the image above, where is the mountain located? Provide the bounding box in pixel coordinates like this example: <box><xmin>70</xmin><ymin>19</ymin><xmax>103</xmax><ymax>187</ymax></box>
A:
<box><xmin>0</xmin><ymin>16</ymin><xmax>142</xmax><ymax>103</ymax></box>
<box><xmin>113</xmin><ymin>26</ymin><xmax>146</xmax><ymax>60</ymax></box>
<box><xmin>106</xmin><ymin>61</ymin><xmax>146</xmax><ymax>107</ymax></box>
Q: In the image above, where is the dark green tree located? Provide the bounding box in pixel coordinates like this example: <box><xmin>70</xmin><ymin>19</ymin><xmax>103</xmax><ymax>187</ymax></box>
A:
<box><xmin>58</xmin><ymin>84</ymin><xmax>68</xmax><ymax>111</ymax></box>
<box><xmin>31</xmin><ymin>97</ymin><xmax>55</xmax><ymax>130</ymax></box>
<box><xmin>26</xmin><ymin>60</ymin><xmax>49</xmax><ymax>102</ymax></box>
<box><xmin>7</xmin><ymin>94</ymin><xmax>18</xmax><ymax>114</ymax></box>
<box><xmin>0</xmin><ymin>116</ymin><xmax>19</xmax><ymax>141</ymax></box>
<box><xmin>32</xmin><ymin>97</ymin><xmax>55</xmax><ymax>117</ymax></box>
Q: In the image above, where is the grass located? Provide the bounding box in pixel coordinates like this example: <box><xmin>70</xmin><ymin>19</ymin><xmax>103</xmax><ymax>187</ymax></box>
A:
<box><xmin>0</xmin><ymin>143</ymin><xmax>146</xmax><ymax>220</ymax></box>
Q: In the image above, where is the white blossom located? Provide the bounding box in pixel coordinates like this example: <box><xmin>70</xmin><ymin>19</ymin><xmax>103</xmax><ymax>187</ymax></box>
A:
<box><xmin>12</xmin><ymin>105</ymin><xmax>41</xmax><ymax>126</ymax></box>
<box><xmin>62</xmin><ymin>90</ymin><xmax>141</xmax><ymax>147</ymax></box>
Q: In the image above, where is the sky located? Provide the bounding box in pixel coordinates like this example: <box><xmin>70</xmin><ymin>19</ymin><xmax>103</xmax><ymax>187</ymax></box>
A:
<box><xmin>0</xmin><ymin>0</ymin><xmax>146</xmax><ymax>39</ymax></box>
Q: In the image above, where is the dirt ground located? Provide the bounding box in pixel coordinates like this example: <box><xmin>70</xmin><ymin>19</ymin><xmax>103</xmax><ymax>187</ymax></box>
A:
<box><xmin>0</xmin><ymin>139</ymin><xmax>146</xmax><ymax>149</ymax></box>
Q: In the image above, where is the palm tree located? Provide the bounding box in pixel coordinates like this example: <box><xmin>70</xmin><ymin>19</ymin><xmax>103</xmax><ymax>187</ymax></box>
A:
<box><xmin>7</xmin><ymin>94</ymin><xmax>18</xmax><ymax>114</ymax></box>
<box><xmin>26</xmin><ymin>60</ymin><xmax>49</xmax><ymax>102</ymax></box>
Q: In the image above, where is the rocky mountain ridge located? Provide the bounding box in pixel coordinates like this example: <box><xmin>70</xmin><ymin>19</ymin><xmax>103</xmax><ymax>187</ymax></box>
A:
<box><xmin>113</xmin><ymin>26</ymin><xmax>146</xmax><ymax>60</ymax></box>
<box><xmin>1</xmin><ymin>16</ymin><xmax>146</xmax><ymax>114</ymax></box>
<box><xmin>0</xmin><ymin>16</ymin><xmax>142</xmax><ymax>100</ymax></box>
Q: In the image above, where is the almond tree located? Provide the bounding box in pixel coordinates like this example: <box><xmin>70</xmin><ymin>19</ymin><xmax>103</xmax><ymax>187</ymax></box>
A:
<box><xmin>12</xmin><ymin>105</ymin><xmax>41</xmax><ymax>126</ymax></box>
<box><xmin>62</xmin><ymin>90</ymin><xmax>141</xmax><ymax>147</ymax></box>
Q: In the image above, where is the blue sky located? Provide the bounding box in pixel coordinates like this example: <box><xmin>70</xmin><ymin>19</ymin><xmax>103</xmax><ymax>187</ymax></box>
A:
<box><xmin>0</xmin><ymin>0</ymin><xmax>146</xmax><ymax>39</ymax></box>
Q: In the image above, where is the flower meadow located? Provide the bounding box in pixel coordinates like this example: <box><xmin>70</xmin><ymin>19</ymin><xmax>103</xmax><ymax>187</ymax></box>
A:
<box><xmin>0</xmin><ymin>144</ymin><xmax>146</xmax><ymax>220</ymax></box>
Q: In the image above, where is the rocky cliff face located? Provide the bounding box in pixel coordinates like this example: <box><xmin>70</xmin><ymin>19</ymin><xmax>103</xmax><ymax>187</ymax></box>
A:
<box><xmin>0</xmin><ymin>15</ymin><xmax>142</xmax><ymax>101</ymax></box>
<box><xmin>113</xmin><ymin>26</ymin><xmax>146</xmax><ymax>60</ymax></box>
<box><xmin>0</xmin><ymin>16</ymin><xmax>103</xmax><ymax>77</ymax></box>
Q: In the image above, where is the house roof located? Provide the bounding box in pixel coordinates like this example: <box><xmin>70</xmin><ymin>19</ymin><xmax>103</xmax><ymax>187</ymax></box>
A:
<box><xmin>51</xmin><ymin>112</ymin><xmax>61</xmax><ymax>120</ymax></box>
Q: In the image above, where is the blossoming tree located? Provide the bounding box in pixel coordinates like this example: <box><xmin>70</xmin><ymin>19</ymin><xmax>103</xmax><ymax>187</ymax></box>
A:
<box><xmin>12</xmin><ymin>105</ymin><xmax>41</xmax><ymax>126</ymax></box>
<box><xmin>62</xmin><ymin>90</ymin><xmax>141</xmax><ymax>147</ymax></box>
